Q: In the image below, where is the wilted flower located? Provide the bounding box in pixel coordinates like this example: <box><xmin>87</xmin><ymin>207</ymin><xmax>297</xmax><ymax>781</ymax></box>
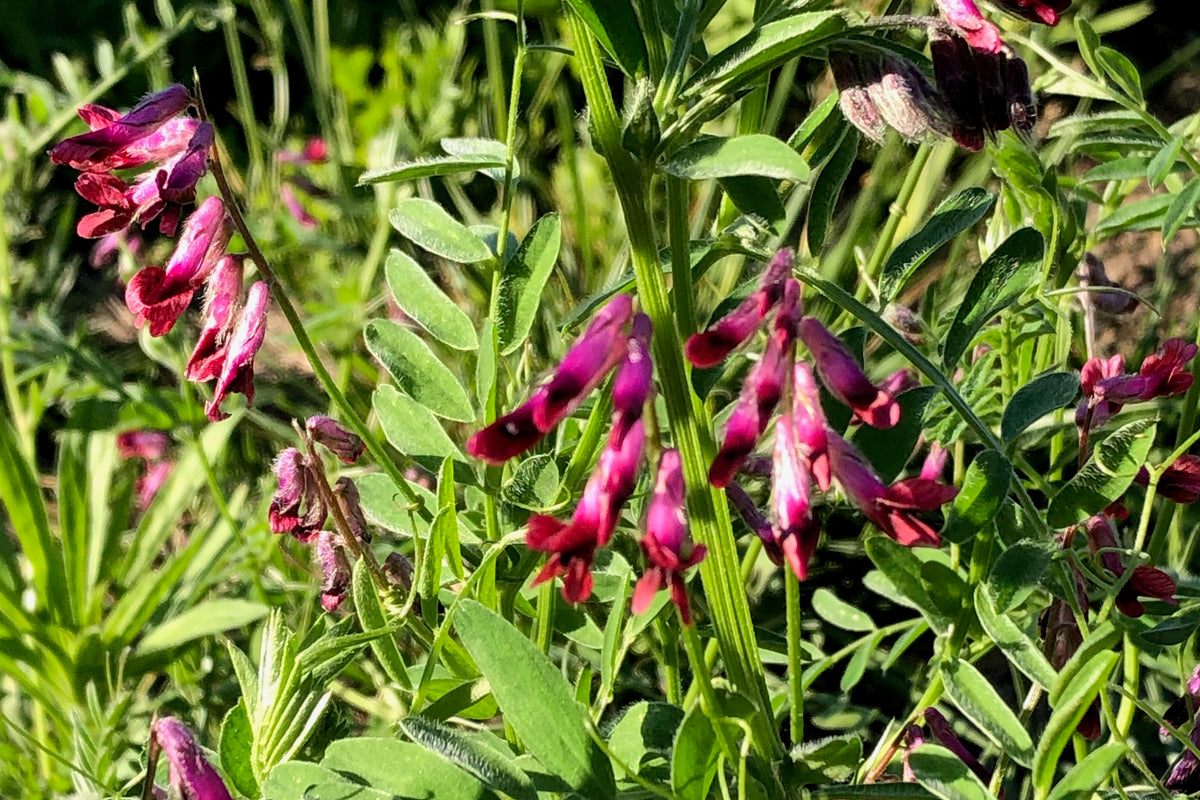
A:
<box><xmin>151</xmin><ymin>716</ymin><xmax>233</xmax><ymax>800</ymax></box>
<box><xmin>1083</xmin><ymin>514</ymin><xmax>1176</xmax><ymax>617</ymax></box>
<box><xmin>830</xmin><ymin>55</ymin><xmax>888</xmax><ymax>144</ymax></box>
<box><xmin>382</xmin><ymin>552</ymin><xmax>415</xmax><ymax>592</ymax></box>
<box><xmin>799</xmin><ymin>317</ymin><xmax>900</xmax><ymax>429</ymax></box>
<box><xmin>308</xmin><ymin>416</ymin><xmax>366</xmax><ymax>464</ymax></box>
<box><xmin>205</xmin><ymin>281</ymin><xmax>269</xmax><ymax>421</ymax></box>
<box><xmin>315</xmin><ymin>531</ymin><xmax>352</xmax><ymax>612</ymax></box>
<box><xmin>332</xmin><ymin>476</ymin><xmax>371</xmax><ymax>543</ymax></box>
<box><xmin>633</xmin><ymin>449</ymin><xmax>706</xmax><ymax>624</ymax></box>
<box><xmin>269</xmin><ymin>448</ymin><xmax>326</xmax><ymax>541</ymax></box>
<box><xmin>185</xmin><ymin>254</ymin><xmax>245</xmax><ymax>382</ymax></box>
<box><xmin>49</xmin><ymin>85</ymin><xmax>193</xmax><ymax>171</ymax></box>
<box><xmin>686</xmin><ymin>250</ymin><xmax>792</xmax><ymax>367</ymax></box>
<box><xmin>612</xmin><ymin>313</ymin><xmax>654</xmax><ymax>444</ymax></box>
<box><xmin>468</xmin><ymin>295</ymin><xmax>634</xmax><ymax>464</ymax></box>
<box><xmin>930</xmin><ymin>35</ymin><xmax>1037</xmax><ymax>151</ymax></box>
<box><xmin>831</xmin><ymin>54</ymin><xmax>946</xmax><ymax>144</ymax></box>
<box><xmin>709</xmin><ymin>279</ymin><xmax>802</xmax><ymax>487</ymax></box>
<box><xmin>1076</xmin><ymin>253</ymin><xmax>1137</xmax><ymax>314</ymax></box>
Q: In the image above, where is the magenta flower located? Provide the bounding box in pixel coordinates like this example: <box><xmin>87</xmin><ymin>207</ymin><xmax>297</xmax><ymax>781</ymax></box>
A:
<box><xmin>1078</xmin><ymin>340</ymin><xmax>1197</xmax><ymax>429</ymax></box>
<box><xmin>1136</xmin><ymin>455</ymin><xmax>1200</xmax><ymax>503</ymax></box>
<box><xmin>686</xmin><ymin>249</ymin><xmax>792</xmax><ymax>368</ymax></box>
<box><xmin>993</xmin><ymin>0</ymin><xmax>1070</xmax><ymax>25</ymax></box>
<box><xmin>828</xmin><ymin>433</ymin><xmax>957</xmax><ymax>546</ymax></box>
<box><xmin>1166</xmin><ymin>722</ymin><xmax>1200</xmax><ymax>794</ymax></box>
<box><xmin>921</xmin><ymin>442</ymin><xmax>949</xmax><ymax>482</ymax></box>
<box><xmin>633</xmin><ymin>449</ymin><xmax>706</xmax><ymax>624</ymax></box>
<box><xmin>281</xmin><ymin>183</ymin><xmax>319</xmax><ymax>228</ymax></box>
<box><xmin>117</xmin><ymin>429</ymin><xmax>170</xmax><ymax>461</ymax></box>
<box><xmin>799</xmin><ymin>317</ymin><xmax>900</xmax><ymax>429</ymax></box>
<box><xmin>269</xmin><ymin>448</ymin><xmax>326</xmax><ymax>541</ymax></box>
<box><xmin>1137</xmin><ymin>338</ymin><xmax>1198</xmax><ymax>399</ymax></box>
<box><xmin>611</xmin><ymin>313</ymin><xmax>654</xmax><ymax>444</ymax></box>
<box><xmin>771</xmin><ymin>415</ymin><xmax>819</xmax><ymax>580</ymax></box>
<box><xmin>468</xmin><ymin>295</ymin><xmax>634</xmax><ymax>464</ymax></box>
<box><xmin>135</xmin><ymin>461</ymin><xmax>173</xmax><ymax>509</ymax></box>
<box><xmin>126</xmin><ymin>197</ymin><xmax>232</xmax><ymax>336</ymax></box>
<box><xmin>923</xmin><ymin>709</ymin><xmax>991</xmax><ymax>784</ymax></box>
<box><xmin>934</xmin><ymin>0</ymin><xmax>1003</xmax><ymax>53</ymax></box>
<box><xmin>205</xmin><ymin>281</ymin><xmax>269</xmax><ymax>421</ymax></box>
<box><xmin>315</xmin><ymin>531</ymin><xmax>352</xmax><ymax>612</ymax></box>
<box><xmin>185</xmin><ymin>254</ymin><xmax>245</xmax><ymax>382</ymax></box>
<box><xmin>151</xmin><ymin>716</ymin><xmax>233</xmax><ymax>800</ymax></box>
<box><xmin>48</xmin><ymin>85</ymin><xmax>193</xmax><ymax>171</ymax></box>
<box><xmin>709</xmin><ymin>279</ymin><xmax>802</xmax><ymax>486</ymax></box>
<box><xmin>1084</xmin><ymin>514</ymin><xmax>1176</xmax><ymax>617</ymax></box>
<box><xmin>792</xmin><ymin>361</ymin><xmax>831</xmax><ymax>491</ymax></box>
<box><xmin>527</xmin><ymin>419</ymin><xmax>645</xmax><ymax>603</ymax></box>
<box><xmin>308</xmin><ymin>416</ymin><xmax>366</xmax><ymax>464</ymax></box>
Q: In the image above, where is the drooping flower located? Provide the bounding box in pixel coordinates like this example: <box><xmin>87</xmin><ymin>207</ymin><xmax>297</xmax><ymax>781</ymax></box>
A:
<box><xmin>269</xmin><ymin>448</ymin><xmax>326</xmax><ymax>541</ymax></box>
<box><xmin>992</xmin><ymin>0</ymin><xmax>1071</xmax><ymax>26</ymax></box>
<box><xmin>1135</xmin><ymin>455</ymin><xmax>1200</xmax><ymax>504</ymax></box>
<box><xmin>185</xmin><ymin>254</ymin><xmax>245</xmax><ymax>382</ymax></box>
<box><xmin>468</xmin><ymin>295</ymin><xmax>634</xmax><ymax>464</ymax></box>
<box><xmin>830</xmin><ymin>54</ymin><xmax>888</xmax><ymax>144</ymax></box>
<box><xmin>921</xmin><ymin>442</ymin><xmax>949</xmax><ymax>482</ymax></box>
<box><xmin>1083</xmin><ymin>514</ymin><xmax>1176</xmax><ymax>617</ymax></box>
<box><xmin>799</xmin><ymin>317</ymin><xmax>900</xmax><ymax>429</ymax></box>
<box><xmin>308</xmin><ymin>416</ymin><xmax>366</xmax><ymax>464</ymax></box>
<box><xmin>205</xmin><ymin>281</ymin><xmax>269</xmax><ymax>421</ymax></box>
<box><xmin>633</xmin><ymin>449</ymin><xmax>706</xmax><ymax>624</ymax></box>
<box><xmin>686</xmin><ymin>249</ymin><xmax>792</xmax><ymax>368</ymax></box>
<box><xmin>1166</xmin><ymin>721</ymin><xmax>1200</xmax><ymax>794</ymax></box>
<box><xmin>49</xmin><ymin>85</ymin><xmax>193</xmax><ymax>171</ymax></box>
<box><xmin>315</xmin><ymin>531</ymin><xmax>352</xmax><ymax>612</ymax></box>
<box><xmin>792</xmin><ymin>362</ymin><xmax>831</xmax><ymax>491</ymax></box>
<box><xmin>151</xmin><ymin>716</ymin><xmax>233</xmax><ymax>800</ymax></box>
<box><xmin>922</xmin><ymin>708</ymin><xmax>991</xmax><ymax>784</ymax></box>
<box><xmin>1077</xmin><ymin>339</ymin><xmax>1198</xmax><ymax>429</ymax></box>
<box><xmin>117</xmin><ymin>429</ymin><xmax>170</xmax><ymax>461</ymax></box>
<box><xmin>136</xmin><ymin>461</ymin><xmax>174</xmax><ymax>509</ymax></box>
<box><xmin>332</xmin><ymin>476</ymin><xmax>371</xmax><ymax>543</ymax></box>
<box><xmin>1077</xmin><ymin>253</ymin><xmax>1137</xmax><ymax>314</ymax></box>
<box><xmin>828</xmin><ymin>433</ymin><xmax>957</xmax><ymax>546</ymax></box>
<box><xmin>929</xmin><ymin>35</ymin><xmax>1037</xmax><ymax>151</ymax></box>
<box><xmin>933</xmin><ymin>0</ymin><xmax>1003</xmax><ymax>53</ymax></box>
<box><xmin>709</xmin><ymin>279</ymin><xmax>802</xmax><ymax>486</ymax></box>
<box><xmin>526</xmin><ymin>419</ymin><xmax>646</xmax><ymax>603</ymax></box>
<box><xmin>830</xmin><ymin>54</ymin><xmax>947</xmax><ymax>145</ymax></box>
<box><xmin>612</xmin><ymin>313</ymin><xmax>654</xmax><ymax>445</ymax></box>
<box><xmin>770</xmin><ymin>415</ymin><xmax>820</xmax><ymax>580</ymax></box>
<box><xmin>126</xmin><ymin>196</ymin><xmax>232</xmax><ymax>336</ymax></box>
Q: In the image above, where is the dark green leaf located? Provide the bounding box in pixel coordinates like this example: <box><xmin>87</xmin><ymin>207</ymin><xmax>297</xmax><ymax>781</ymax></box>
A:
<box><xmin>563</xmin><ymin>0</ymin><xmax>648</xmax><ymax>76</ymax></box>
<box><xmin>607</xmin><ymin>701</ymin><xmax>684</xmax><ymax>773</ymax></box>
<box><xmin>943</xmin><ymin>228</ymin><xmax>1044</xmax><ymax>368</ymax></box>
<box><xmin>987</xmin><ymin>540</ymin><xmax>1054</xmax><ymax>612</ymax></box>
<box><xmin>841</xmin><ymin>632</ymin><xmax>883</xmax><ymax>692</ymax></box>
<box><xmin>813</xmin><ymin>783</ymin><xmax>936</xmax><ymax>800</ymax></box>
<box><xmin>864</xmin><ymin>536</ymin><xmax>949</xmax><ymax>634</ymax></box>
<box><xmin>940</xmin><ymin>660</ymin><xmax>1034</xmax><ymax>767</ymax></box>
<box><xmin>1047</xmin><ymin>419</ymin><xmax>1157</xmax><ymax>528</ymax></box>
<box><xmin>390</xmin><ymin>198</ymin><xmax>495</xmax><ymax>264</ymax></box>
<box><xmin>790</xmin><ymin>735</ymin><xmax>863</xmax><ymax>784</ymax></box>
<box><xmin>671</xmin><ymin>704</ymin><xmax>720</xmax><ymax>800</ymax></box>
<box><xmin>1162</xmin><ymin>176</ymin><xmax>1200</xmax><ymax>247</ymax></box>
<box><xmin>719</xmin><ymin>176</ymin><xmax>787</xmax><ymax>234</ymax></box>
<box><xmin>374</xmin><ymin>385</ymin><xmax>462</xmax><ymax>461</ymax></box>
<box><xmin>852</xmin><ymin>386</ymin><xmax>938</xmax><ymax>483</ymax></box>
<box><xmin>321</xmin><ymin>738</ymin><xmax>487</xmax><ymax>800</ymax></box>
<box><xmin>497</xmin><ymin>213</ymin><xmax>561</xmax><ymax>354</ymax></box>
<box><xmin>1137</xmin><ymin>604</ymin><xmax>1200</xmax><ymax>646</ymax></box>
<box><xmin>1001</xmin><ymin>373</ymin><xmax>1079</xmax><ymax>443</ymax></box>
<box><xmin>909</xmin><ymin>744</ymin><xmax>998</xmax><ymax>800</ymax></box>
<box><xmin>1034</xmin><ymin>652</ymin><xmax>1119</xmax><ymax>797</ymax></box>
<box><xmin>220</xmin><ymin>702</ymin><xmax>259</xmax><ymax>799</ymax></box>
<box><xmin>365</xmin><ymin>320</ymin><xmax>475</xmax><ymax>421</ymax></box>
<box><xmin>384</xmin><ymin>250</ymin><xmax>477</xmax><ymax>350</ymax></box>
<box><xmin>400</xmin><ymin>715</ymin><xmax>536</xmax><ymax>800</ymax></box>
<box><xmin>661</xmin><ymin>134</ymin><xmax>810</xmax><ymax>182</ymax></box>
<box><xmin>880</xmin><ymin>188</ymin><xmax>996</xmax><ymax>302</ymax></box>
<box><xmin>941</xmin><ymin>450</ymin><xmax>1010</xmax><ymax>544</ymax></box>
<box><xmin>454</xmin><ymin>600</ymin><xmax>615</xmax><ymax>798</ymax></box>
<box><xmin>0</xmin><ymin>418</ymin><xmax>64</xmax><ymax>621</ymax></box>
<box><xmin>807</xmin><ymin>127</ymin><xmax>859</xmax><ymax>253</ymax></box>
<box><xmin>974</xmin><ymin>586</ymin><xmax>1057</xmax><ymax>690</ymax></box>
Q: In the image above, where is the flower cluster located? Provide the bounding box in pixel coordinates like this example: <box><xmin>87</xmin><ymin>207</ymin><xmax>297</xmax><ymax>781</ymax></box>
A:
<box><xmin>269</xmin><ymin>416</ymin><xmax>372</xmax><ymax>611</ymax></box>
<box><xmin>468</xmin><ymin>296</ymin><xmax>705</xmax><ymax>620</ymax></box>
<box><xmin>694</xmin><ymin>250</ymin><xmax>957</xmax><ymax>581</ymax></box>
<box><xmin>50</xmin><ymin>85</ymin><xmax>270</xmax><ymax>421</ymax></box>
<box><xmin>1076</xmin><ymin>339</ymin><xmax>1198</xmax><ymax>430</ymax></box>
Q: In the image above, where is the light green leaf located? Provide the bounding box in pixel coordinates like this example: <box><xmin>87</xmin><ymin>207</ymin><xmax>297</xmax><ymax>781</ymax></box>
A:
<box><xmin>974</xmin><ymin>586</ymin><xmax>1057</xmax><ymax>690</ymax></box>
<box><xmin>880</xmin><ymin>188</ymin><xmax>996</xmax><ymax>302</ymax></box>
<box><xmin>813</xmin><ymin>588</ymin><xmax>875</xmax><ymax>632</ymax></box>
<box><xmin>1147</xmin><ymin>135</ymin><xmax>1183</xmax><ymax>187</ymax></box>
<box><xmin>321</xmin><ymin>738</ymin><xmax>488</xmax><ymax>800</ymax></box>
<box><xmin>1044</xmin><ymin>743</ymin><xmax>1126</xmax><ymax>800</ymax></box>
<box><xmin>1034</xmin><ymin>652</ymin><xmax>1120</xmax><ymax>799</ymax></box>
<box><xmin>373</xmin><ymin>385</ymin><xmax>462</xmax><ymax>461</ymax></box>
<box><xmin>365</xmin><ymin>319</ymin><xmax>474</xmax><ymax>421</ymax></box>
<box><xmin>671</xmin><ymin>704</ymin><xmax>720</xmax><ymax>800</ymax></box>
<box><xmin>359</xmin><ymin>153</ymin><xmax>507</xmax><ymax>185</ymax></box>
<box><xmin>220</xmin><ymin>702</ymin><xmax>259</xmax><ymax>798</ymax></box>
<box><xmin>1097</xmin><ymin>46</ymin><xmax>1143</xmax><ymax>103</ymax></box>
<box><xmin>384</xmin><ymin>250</ymin><xmax>477</xmax><ymax>350</ymax></box>
<box><xmin>261</xmin><ymin>763</ymin><xmax>346</xmax><ymax>800</ymax></box>
<box><xmin>1163</xmin><ymin>176</ymin><xmax>1200</xmax><ymax>248</ymax></box>
<box><xmin>351</xmin><ymin>560</ymin><xmax>411</xmax><ymax>690</ymax></box>
<box><xmin>940</xmin><ymin>660</ymin><xmax>1034</xmax><ymax>767</ymax></box>
<box><xmin>390</xmin><ymin>198</ymin><xmax>494</xmax><ymax>264</ymax></box>
<box><xmin>909</xmin><ymin>744</ymin><xmax>998</xmax><ymax>800</ymax></box>
<box><xmin>660</xmin><ymin>134</ymin><xmax>810</xmax><ymax>182</ymax></box>
<box><xmin>454</xmin><ymin>600</ymin><xmax>616</xmax><ymax>798</ymax></box>
<box><xmin>497</xmin><ymin>213</ymin><xmax>561</xmax><ymax>354</ymax></box>
<box><xmin>136</xmin><ymin>599</ymin><xmax>269</xmax><ymax>655</ymax></box>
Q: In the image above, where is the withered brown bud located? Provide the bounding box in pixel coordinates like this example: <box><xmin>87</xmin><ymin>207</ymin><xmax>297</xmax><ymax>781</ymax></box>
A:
<box><xmin>867</xmin><ymin>60</ymin><xmax>947</xmax><ymax>142</ymax></box>
<box><xmin>382</xmin><ymin>552</ymin><xmax>414</xmax><ymax>592</ymax></box>
<box><xmin>1077</xmin><ymin>253</ymin><xmax>1137</xmax><ymax>314</ymax></box>
<box><xmin>333</xmin><ymin>476</ymin><xmax>371</xmax><ymax>543</ymax></box>
<box><xmin>830</xmin><ymin>54</ymin><xmax>888</xmax><ymax>144</ymax></box>
<box><xmin>306</xmin><ymin>415</ymin><xmax>365</xmax><ymax>464</ymax></box>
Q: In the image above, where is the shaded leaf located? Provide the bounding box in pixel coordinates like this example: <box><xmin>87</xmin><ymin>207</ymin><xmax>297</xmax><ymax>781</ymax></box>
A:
<box><xmin>940</xmin><ymin>660</ymin><xmax>1034</xmax><ymax>767</ymax></box>
<box><xmin>941</xmin><ymin>450</ymin><xmax>1010</xmax><ymax>544</ymax></box>
<box><xmin>1001</xmin><ymin>373</ymin><xmax>1079</xmax><ymax>443</ymax></box>
<box><xmin>1047</xmin><ymin>419</ymin><xmax>1157</xmax><ymax>528</ymax></box>
<box><xmin>563</xmin><ymin>0</ymin><xmax>648</xmax><ymax>76</ymax></box>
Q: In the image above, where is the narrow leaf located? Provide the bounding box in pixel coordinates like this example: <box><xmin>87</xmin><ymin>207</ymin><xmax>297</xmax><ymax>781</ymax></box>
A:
<box><xmin>660</xmin><ymin>134</ymin><xmax>810</xmax><ymax>182</ymax></box>
<box><xmin>374</xmin><ymin>385</ymin><xmax>462</xmax><ymax>461</ymax></box>
<box><xmin>358</xmin><ymin>153</ymin><xmax>507</xmax><ymax>185</ymax></box>
<box><xmin>1001</xmin><ymin>373</ymin><xmax>1079</xmax><ymax>443</ymax></box>
<box><xmin>806</xmin><ymin>127</ymin><xmax>859</xmax><ymax>253</ymax></box>
<box><xmin>813</xmin><ymin>587</ymin><xmax>875</xmax><ymax>632</ymax></box>
<box><xmin>974</xmin><ymin>586</ymin><xmax>1057</xmax><ymax>690</ymax></box>
<box><xmin>400</xmin><ymin>715</ymin><xmax>537</xmax><ymax>800</ymax></box>
<box><xmin>909</xmin><ymin>744</ymin><xmax>998</xmax><ymax>800</ymax></box>
<box><xmin>351</xmin><ymin>560</ymin><xmax>411</xmax><ymax>690</ymax></box>
<box><xmin>384</xmin><ymin>250</ymin><xmax>477</xmax><ymax>350</ymax></box>
<box><xmin>136</xmin><ymin>599</ymin><xmax>269</xmax><ymax>655</ymax></box>
<box><xmin>940</xmin><ymin>660</ymin><xmax>1034</xmax><ymax>767</ymax></box>
<box><xmin>563</xmin><ymin>0</ymin><xmax>648</xmax><ymax>76</ymax></box>
<box><xmin>1147</xmin><ymin>135</ymin><xmax>1183</xmax><ymax>187</ymax></box>
<box><xmin>1162</xmin><ymin>175</ymin><xmax>1200</xmax><ymax>248</ymax></box>
<box><xmin>390</xmin><ymin>198</ymin><xmax>494</xmax><ymax>264</ymax></box>
<box><xmin>1033</xmin><ymin>652</ymin><xmax>1119</xmax><ymax>799</ymax></box>
<box><xmin>497</xmin><ymin>213</ymin><xmax>561</xmax><ymax>354</ymax></box>
<box><xmin>220</xmin><ymin>702</ymin><xmax>259</xmax><ymax>798</ymax></box>
<box><xmin>881</xmin><ymin>188</ymin><xmax>995</xmax><ymax>302</ymax></box>
<box><xmin>1045</xmin><ymin>743</ymin><xmax>1126</xmax><ymax>800</ymax></box>
<box><xmin>365</xmin><ymin>320</ymin><xmax>475</xmax><ymax>421</ymax></box>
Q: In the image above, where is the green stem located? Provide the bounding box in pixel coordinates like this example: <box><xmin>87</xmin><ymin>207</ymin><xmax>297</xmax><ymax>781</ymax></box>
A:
<box><xmin>683</xmin><ymin>622</ymin><xmax>741</xmax><ymax>764</ymax></box>
<box><xmin>860</xmin><ymin>142</ymin><xmax>932</xmax><ymax>297</ymax></box>
<box><xmin>785</xmin><ymin>568</ymin><xmax>803</xmax><ymax>745</ymax></box>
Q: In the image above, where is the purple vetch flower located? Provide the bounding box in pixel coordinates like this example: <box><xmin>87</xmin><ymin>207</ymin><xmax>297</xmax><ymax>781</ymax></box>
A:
<box><xmin>281</xmin><ymin>183</ymin><xmax>319</xmax><ymax>228</ymax></box>
<box><xmin>315</xmin><ymin>531</ymin><xmax>352</xmax><ymax>611</ymax></box>
<box><xmin>771</xmin><ymin>415</ymin><xmax>819</xmax><ymax>580</ymax></box>
<box><xmin>1163</xmin><ymin>664</ymin><xmax>1200</xmax><ymax>736</ymax></box>
<box><xmin>612</xmin><ymin>313</ymin><xmax>654</xmax><ymax>445</ymax></box>
<box><xmin>185</xmin><ymin>254</ymin><xmax>245</xmax><ymax>382</ymax></box>
<box><xmin>308</xmin><ymin>416</ymin><xmax>366</xmax><ymax>464</ymax></box>
<box><xmin>156</xmin><ymin>121</ymin><xmax>215</xmax><ymax>205</ymax></box>
<box><xmin>1136</xmin><ymin>455</ymin><xmax>1200</xmax><ymax>504</ymax></box>
<box><xmin>526</xmin><ymin>418</ymin><xmax>646</xmax><ymax>603</ymax></box>
<box><xmin>933</xmin><ymin>0</ymin><xmax>1003</xmax><ymax>53</ymax></box>
<box><xmin>686</xmin><ymin>249</ymin><xmax>793</xmax><ymax>368</ymax></box>
<box><xmin>792</xmin><ymin>362</ymin><xmax>831</xmax><ymax>492</ymax></box>
<box><xmin>993</xmin><ymin>0</ymin><xmax>1070</xmax><ymax>25</ymax></box>
<box><xmin>1077</xmin><ymin>339</ymin><xmax>1198</xmax><ymax>429</ymax></box>
<box><xmin>269</xmin><ymin>448</ymin><xmax>326</xmax><ymax>541</ymax></box>
<box><xmin>468</xmin><ymin>295</ymin><xmax>634</xmax><ymax>464</ymax></box>
<box><xmin>205</xmin><ymin>281</ymin><xmax>269</xmax><ymax>421</ymax></box>
<box><xmin>923</xmin><ymin>708</ymin><xmax>991</xmax><ymax>784</ymax></box>
<box><xmin>333</xmin><ymin>476</ymin><xmax>371</xmax><ymax>543</ymax></box>
<box><xmin>929</xmin><ymin>35</ymin><xmax>1037</xmax><ymax>151</ymax></box>
<box><xmin>709</xmin><ymin>279</ymin><xmax>802</xmax><ymax>487</ymax></box>
<box><xmin>151</xmin><ymin>716</ymin><xmax>233</xmax><ymax>800</ymax></box>
<box><xmin>1166</xmin><ymin>720</ymin><xmax>1200</xmax><ymax>794</ymax></box>
<box><xmin>117</xmin><ymin>430</ymin><xmax>171</xmax><ymax>461</ymax></box>
<box><xmin>799</xmin><ymin>317</ymin><xmax>900</xmax><ymax>429</ymax></box>
<box><xmin>727</xmin><ymin>481</ymin><xmax>776</xmax><ymax>548</ymax></box>
<box><xmin>633</xmin><ymin>449</ymin><xmax>706</xmax><ymax>624</ymax></box>
<box><xmin>136</xmin><ymin>461</ymin><xmax>174</xmax><ymax>509</ymax></box>
<box><xmin>1077</xmin><ymin>253</ymin><xmax>1137</xmax><ymax>315</ymax></box>
<box><xmin>88</xmin><ymin>229</ymin><xmax>142</xmax><ymax>268</ymax></box>
<box><xmin>125</xmin><ymin>197</ymin><xmax>232</xmax><ymax>336</ymax></box>
<box><xmin>920</xmin><ymin>442</ymin><xmax>949</xmax><ymax>482</ymax></box>
<box><xmin>830</xmin><ymin>55</ymin><xmax>888</xmax><ymax>145</ymax></box>
<box><xmin>48</xmin><ymin>85</ymin><xmax>193</xmax><ymax>171</ymax></box>
<box><xmin>1083</xmin><ymin>514</ymin><xmax>1176</xmax><ymax>617</ymax></box>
